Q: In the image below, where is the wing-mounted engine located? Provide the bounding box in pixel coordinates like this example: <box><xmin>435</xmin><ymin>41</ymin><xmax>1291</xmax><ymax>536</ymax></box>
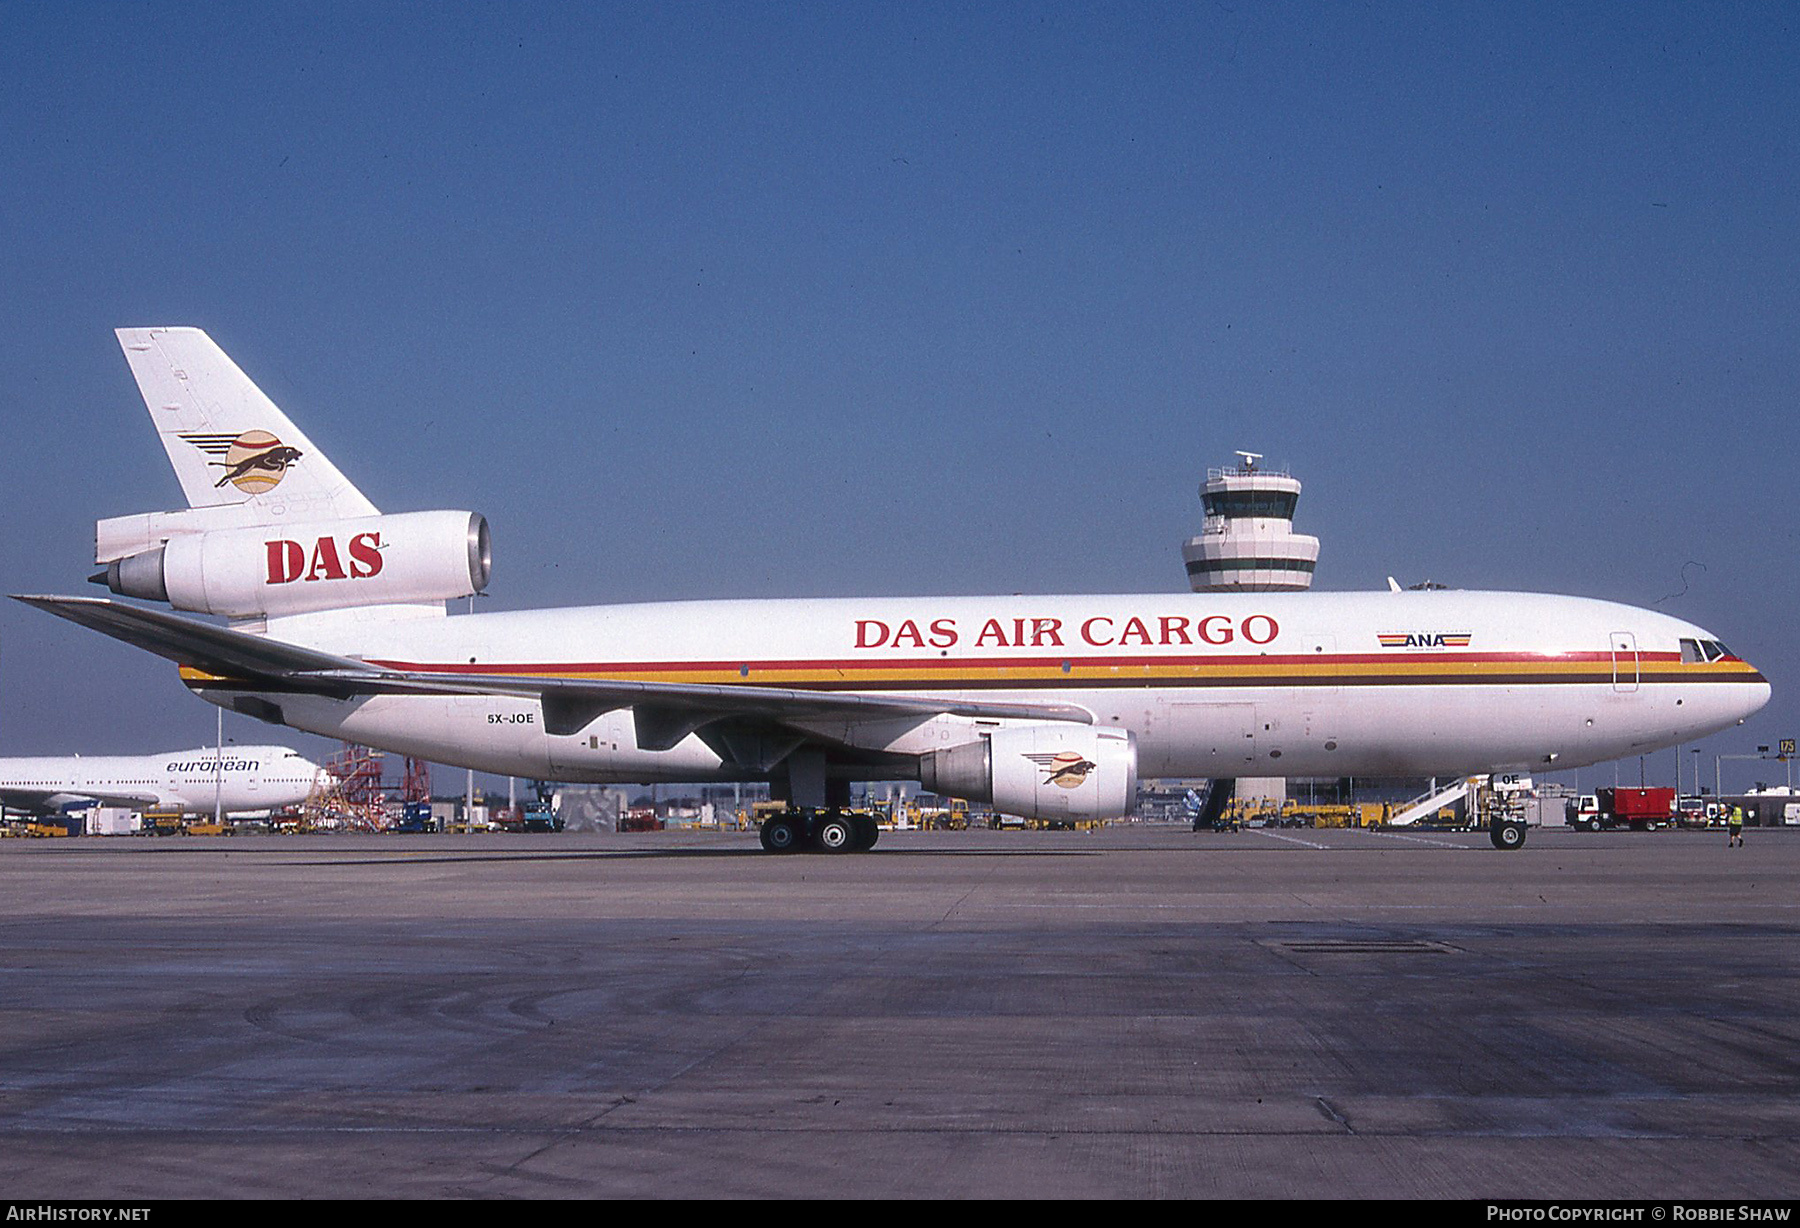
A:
<box><xmin>919</xmin><ymin>725</ymin><xmax>1138</xmax><ymax>823</ymax></box>
<box><xmin>94</xmin><ymin>510</ymin><xmax>491</xmax><ymax>619</ymax></box>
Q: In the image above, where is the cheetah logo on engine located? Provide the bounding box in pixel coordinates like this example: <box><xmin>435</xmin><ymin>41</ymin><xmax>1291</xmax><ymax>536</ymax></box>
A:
<box><xmin>1024</xmin><ymin>751</ymin><xmax>1099</xmax><ymax>789</ymax></box>
<box><xmin>180</xmin><ymin>430</ymin><xmax>304</xmax><ymax>494</ymax></box>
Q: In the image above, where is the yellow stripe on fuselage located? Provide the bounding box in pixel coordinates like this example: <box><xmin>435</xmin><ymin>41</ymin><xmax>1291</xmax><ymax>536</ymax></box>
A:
<box><xmin>177</xmin><ymin>655</ymin><xmax>1762</xmax><ymax>692</ymax></box>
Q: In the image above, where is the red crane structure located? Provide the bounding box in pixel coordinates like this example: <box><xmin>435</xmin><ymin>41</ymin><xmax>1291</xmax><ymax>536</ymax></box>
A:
<box><xmin>300</xmin><ymin>745</ymin><xmax>435</xmax><ymax>832</ymax></box>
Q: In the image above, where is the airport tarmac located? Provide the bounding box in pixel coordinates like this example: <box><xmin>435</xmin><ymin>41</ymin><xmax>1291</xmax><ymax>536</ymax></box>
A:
<box><xmin>1</xmin><ymin>825</ymin><xmax>1795</xmax><ymax>1200</ymax></box>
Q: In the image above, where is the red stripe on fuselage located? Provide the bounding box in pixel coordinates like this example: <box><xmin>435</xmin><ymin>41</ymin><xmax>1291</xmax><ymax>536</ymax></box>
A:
<box><xmin>362</xmin><ymin>649</ymin><xmax>1642</xmax><ymax>676</ymax></box>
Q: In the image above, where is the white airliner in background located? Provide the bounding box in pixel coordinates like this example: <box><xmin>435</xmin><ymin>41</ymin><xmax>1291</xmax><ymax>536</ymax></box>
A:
<box><xmin>0</xmin><ymin>745</ymin><xmax>326</xmax><ymax>817</ymax></box>
<box><xmin>16</xmin><ymin>329</ymin><xmax>1770</xmax><ymax>852</ymax></box>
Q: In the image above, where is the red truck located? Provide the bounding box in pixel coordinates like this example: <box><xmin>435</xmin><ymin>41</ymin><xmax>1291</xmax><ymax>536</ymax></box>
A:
<box><xmin>1573</xmin><ymin>786</ymin><xmax>1676</xmax><ymax>831</ymax></box>
<box><xmin>618</xmin><ymin>807</ymin><xmax>663</xmax><ymax>833</ymax></box>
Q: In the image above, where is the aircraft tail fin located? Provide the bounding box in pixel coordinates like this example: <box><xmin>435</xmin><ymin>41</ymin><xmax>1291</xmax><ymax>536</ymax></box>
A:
<box><xmin>114</xmin><ymin>328</ymin><xmax>379</xmax><ymax>523</ymax></box>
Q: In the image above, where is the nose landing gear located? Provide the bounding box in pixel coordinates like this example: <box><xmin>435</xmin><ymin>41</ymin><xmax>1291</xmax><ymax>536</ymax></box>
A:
<box><xmin>1490</xmin><ymin>816</ymin><xmax>1527</xmax><ymax>850</ymax></box>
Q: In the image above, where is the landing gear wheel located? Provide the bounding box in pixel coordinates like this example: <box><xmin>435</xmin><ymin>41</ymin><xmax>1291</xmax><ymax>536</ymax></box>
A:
<box><xmin>853</xmin><ymin>815</ymin><xmax>880</xmax><ymax>851</ymax></box>
<box><xmin>817</xmin><ymin>813</ymin><xmax>856</xmax><ymax>849</ymax></box>
<box><xmin>815</xmin><ymin>813</ymin><xmax>857</xmax><ymax>853</ymax></box>
<box><xmin>760</xmin><ymin>817</ymin><xmax>803</xmax><ymax>854</ymax></box>
<box><xmin>1491</xmin><ymin>820</ymin><xmax>1527</xmax><ymax>850</ymax></box>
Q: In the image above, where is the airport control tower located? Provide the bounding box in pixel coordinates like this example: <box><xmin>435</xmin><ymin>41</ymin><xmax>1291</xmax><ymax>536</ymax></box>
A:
<box><xmin>1183</xmin><ymin>451</ymin><xmax>1319</xmax><ymax>812</ymax></box>
<box><xmin>1181</xmin><ymin>451</ymin><xmax>1320</xmax><ymax>593</ymax></box>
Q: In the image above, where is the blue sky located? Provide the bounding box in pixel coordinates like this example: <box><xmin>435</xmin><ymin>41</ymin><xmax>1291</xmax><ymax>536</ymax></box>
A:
<box><xmin>1</xmin><ymin>3</ymin><xmax>1795</xmax><ymax>795</ymax></box>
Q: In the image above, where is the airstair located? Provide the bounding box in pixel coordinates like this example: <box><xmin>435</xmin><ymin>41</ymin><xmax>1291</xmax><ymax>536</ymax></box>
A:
<box><xmin>1388</xmin><ymin>777</ymin><xmax>1476</xmax><ymax>827</ymax></box>
<box><xmin>1189</xmin><ymin>778</ymin><xmax>1237</xmax><ymax>830</ymax></box>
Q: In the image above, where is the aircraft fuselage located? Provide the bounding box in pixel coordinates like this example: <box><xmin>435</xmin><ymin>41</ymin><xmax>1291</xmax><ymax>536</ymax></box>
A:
<box><xmin>0</xmin><ymin>745</ymin><xmax>325</xmax><ymax>816</ymax></box>
<box><xmin>191</xmin><ymin>589</ymin><xmax>1768</xmax><ymax>785</ymax></box>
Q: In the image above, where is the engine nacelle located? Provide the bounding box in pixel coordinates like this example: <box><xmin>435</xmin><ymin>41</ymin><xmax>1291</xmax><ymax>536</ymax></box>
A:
<box><xmin>98</xmin><ymin>510</ymin><xmax>491</xmax><ymax>618</ymax></box>
<box><xmin>919</xmin><ymin>725</ymin><xmax>1138</xmax><ymax>823</ymax></box>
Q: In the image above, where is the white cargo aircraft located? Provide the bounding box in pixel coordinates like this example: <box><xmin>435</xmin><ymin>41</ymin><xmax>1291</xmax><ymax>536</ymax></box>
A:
<box><xmin>16</xmin><ymin>329</ymin><xmax>1770</xmax><ymax>852</ymax></box>
<box><xmin>0</xmin><ymin>745</ymin><xmax>326</xmax><ymax>817</ymax></box>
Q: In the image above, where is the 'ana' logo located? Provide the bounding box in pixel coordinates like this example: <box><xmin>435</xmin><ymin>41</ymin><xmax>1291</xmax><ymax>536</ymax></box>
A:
<box><xmin>1378</xmin><ymin>632</ymin><xmax>1472</xmax><ymax>649</ymax></box>
<box><xmin>1024</xmin><ymin>751</ymin><xmax>1098</xmax><ymax>789</ymax></box>
<box><xmin>180</xmin><ymin>430</ymin><xmax>304</xmax><ymax>494</ymax></box>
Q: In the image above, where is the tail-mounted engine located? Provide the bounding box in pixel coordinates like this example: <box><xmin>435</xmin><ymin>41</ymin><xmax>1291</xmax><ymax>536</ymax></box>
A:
<box><xmin>919</xmin><ymin>725</ymin><xmax>1138</xmax><ymax>823</ymax></box>
<box><xmin>95</xmin><ymin>510</ymin><xmax>491</xmax><ymax>618</ymax></box>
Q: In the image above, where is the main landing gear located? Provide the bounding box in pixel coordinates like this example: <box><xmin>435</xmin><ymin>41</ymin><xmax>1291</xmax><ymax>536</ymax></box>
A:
<box><xmin>758</xmin><ymin>808</ymin><xmax>882</xmax><ymax>854</ymax></box>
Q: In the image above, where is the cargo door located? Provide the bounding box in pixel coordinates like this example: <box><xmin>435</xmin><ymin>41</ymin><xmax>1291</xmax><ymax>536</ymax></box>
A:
<box><xmin>1164</xmin><ymin>701</ymin><xmax>1254</xmax><ymax>777</ymax></box>
<box><xmin>1611</xmin><ymin>631</ymin><xmax>1639</xmax><ymax>693</ymax></box>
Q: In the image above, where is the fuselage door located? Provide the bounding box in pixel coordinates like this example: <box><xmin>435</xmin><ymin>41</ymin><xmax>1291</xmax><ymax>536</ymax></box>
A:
<box><xmin>1163</xmin><ymin>702</ymin><xmax>1254</xmax><ymax>777</ymax></box>
<box><xmin>1611</xmin><ymin>632</ymin><xmax>1640</xmax><ymax>693</ymax></box>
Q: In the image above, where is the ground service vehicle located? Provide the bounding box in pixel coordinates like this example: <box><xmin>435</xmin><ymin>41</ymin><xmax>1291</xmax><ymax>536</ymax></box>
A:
<box><xmin>1573</xmin><ymin>786</ymin><xmax>1676</xmax><ymax>831</ymax></box>
<box><xmin>392</xmin><ymin>801</ymin><xmax>436</xmax><ymax>833</ymax></box>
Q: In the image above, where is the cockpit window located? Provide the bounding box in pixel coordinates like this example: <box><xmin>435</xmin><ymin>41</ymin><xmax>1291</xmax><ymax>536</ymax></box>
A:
<box><xmin>1684</xmin><ymin>639</ymin><xmax>1733</xmax><ymax>663</ymax></box>
<box><xmin>1680</xmin><ymin>639</ymin><xmax>1703</xmax><ymax>664</ymax></box>
<box><xmin>1709</xmin><ymin>641</ymin><xmax>1733</xmax><ymax>660</ymax></box>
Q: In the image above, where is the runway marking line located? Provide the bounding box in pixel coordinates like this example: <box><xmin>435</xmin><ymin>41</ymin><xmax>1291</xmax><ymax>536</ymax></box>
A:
<box><xmin>1249</xmin><ymin>830</ymin><xmax>1331</xmax><ymax>849</ymax></box>
<box><xmin>1363</xmin><ymin>829</ymin><xmax>1470</xmax><ymax>848</ymax></box>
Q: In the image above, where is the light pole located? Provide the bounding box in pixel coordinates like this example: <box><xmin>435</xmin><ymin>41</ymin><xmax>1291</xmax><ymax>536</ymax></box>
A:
<box><xmin>1717</xmin><ymin>750</ymin><xmax>1777</xmax><ymax>798</ymax></box>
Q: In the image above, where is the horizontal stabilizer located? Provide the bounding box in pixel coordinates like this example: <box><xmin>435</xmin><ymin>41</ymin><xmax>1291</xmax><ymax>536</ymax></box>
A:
<box><xmin>13</xmin><ymin>595</ymin><xmax>364</xmax><ymax>679</ymax></box>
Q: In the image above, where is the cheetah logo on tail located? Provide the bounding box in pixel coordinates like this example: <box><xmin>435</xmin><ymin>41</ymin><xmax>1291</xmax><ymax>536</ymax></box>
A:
<box><xmin>180</xmin><ymin>430</ymin><xmax>305</xmax><ymax>494</ymax></box>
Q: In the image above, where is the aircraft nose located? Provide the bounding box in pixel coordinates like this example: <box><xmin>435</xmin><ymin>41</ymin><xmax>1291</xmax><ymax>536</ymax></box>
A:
<box><xmin>1722</xmin><ymin>650</ymin><xmax>1772</xmax><ymax>725</ymax></box>
<box><xmin>1742</xmin><ymin>672</ymin><xmax>1773</xmax><ymax>720</ymax></box>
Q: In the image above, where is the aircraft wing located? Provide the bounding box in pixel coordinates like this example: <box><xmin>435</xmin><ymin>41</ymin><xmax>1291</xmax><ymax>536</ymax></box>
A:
<box><xmin>0</xmin><ymin>786</ymin><xmax>162</xmax><ymax>814</ymax></box>
<box><xmin>0</xmin><ymin>788</ymin><xmax>60</xmax><ymax>813</ymax></box>
<box><xmin>15</xmin><ymin>596</ymin><xmax>1095</xmax><ymax>747</ymax></box>
<box><xmin>299</xmin><ymin>668</ymin><xmax>1094</xmax><ymax>746</ymax></box>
